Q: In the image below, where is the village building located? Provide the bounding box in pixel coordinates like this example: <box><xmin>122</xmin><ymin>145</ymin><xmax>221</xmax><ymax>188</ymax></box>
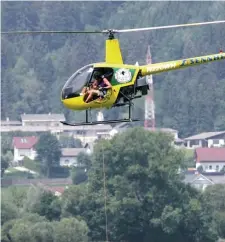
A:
<box><xmin>12</xmin><ymin>136</ymin><xmax>39</xmax><ymax>163</ymax></box>
<box><xmin>184</xmin><ymin>131</ymin><xmax>225</xmax><ymax>149</ymax></box>
<box><xmin>195</xmin><ymin>147</ymin><xmax>225</xmax><ymax>172</ymax></box>
<box><xmin>60</xmin><ymin>147</ymin><xmax>91</xmax><ymax>167</ymax></box>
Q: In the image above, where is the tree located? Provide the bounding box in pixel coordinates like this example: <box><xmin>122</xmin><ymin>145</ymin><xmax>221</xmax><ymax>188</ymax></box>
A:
<box><xmin>24</xmin><ymin>185</ymin><xmax>61</xmax><ymax>221</ymax></box>
<box><xmin>2</xmin><ymin>186</ymin><xmax>28</xmax><ymax>208</ymax></box>
<box><xmin>77</xmin><ymin>152</ymin><xmax>92</xmax><ymax>170</ymax></box>
<box><xmin>1</xmin><ymin>200</ymin><xmax>18</xmax><ymax>225</ymax></box>
<box><xmin>71</xmin><ymin>152</ymin><xmax>92</xmax><ymax>184</ymax></box>
<box><xmin>29</xmin><ymin>221</ymin><xmax>55</xmax><ymax>242</ymax></box>
<box><xmin>36</xmin><ymin>132</ymin><xmax>61</xmax><ymax>177</ymax></box>
<box><xmin>1</xmin><ymin>214</ymin><xmax>47</xmax><ymax>242</ymax></box>
<box><xmin>54</xmin><ymin>217</ymin><xmax>89</xmax><ymax>242</ymax></box>
<box><xmin>1</xmin><ymin>155</ymin><xmax>9</xmax><ymax>176</ymax></box>
<box><xmin>71</xmin><ymin>167</ymin><xmax>87</xmax><ymax>185</ymax></box>
<box><xmin>203</xmin><ymin>184</ymin><xmax>225</xmax><ymax>238</ymax></box>
<box><xmin>4</xmin><ymin>219</ymin><xmax>32</xmax><ymax>242</ymax></box>
<box><xmin>61</xmin><ymin>127</ymin><xmax>217</xmax><ymax>242</ymax></box>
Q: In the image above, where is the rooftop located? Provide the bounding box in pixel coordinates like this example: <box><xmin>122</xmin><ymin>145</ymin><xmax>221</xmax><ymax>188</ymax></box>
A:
<box><xmin>185</xmin><ymin>131</ymin><xmax>225</xmax><ymax>140</ymax></box>
<box><xmin>195</xmin><ymin>147</ymin><xmax>225</xmax><ymax>162</ymax></box>
<box><xmin>1</xmin><ymin>124</ymin><xmax>112</xmax><ymax>132</ymax></box>
<box><xmin>184</xmin><ymin>173</ymin><xmax>225</xmax><ymax>184</ymax></box>
<box><xmin>61</xmin><ymin>148</ymin><xmax>87</xmax><ymax>157</ymax></box>
<box><xmin>21</xmin><ymin>113</ymin><xmax>66</xmax><ymax>122</ymax></box>
<box><xmin>13</xmin><ymin>136</ymin><xmax>39</xmax><ymax>149</ymax></box>
<box><xmin>1</xmin><ymin>120</ymin><xmax>21</xmax><ymax>125</ymax></box>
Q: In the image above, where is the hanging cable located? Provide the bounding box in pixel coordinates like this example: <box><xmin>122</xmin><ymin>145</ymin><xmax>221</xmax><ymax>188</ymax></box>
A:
<box><xmin>101</xmin><ymin>140</ymin><xmax>109</xmax><ymax>242</ymax></box>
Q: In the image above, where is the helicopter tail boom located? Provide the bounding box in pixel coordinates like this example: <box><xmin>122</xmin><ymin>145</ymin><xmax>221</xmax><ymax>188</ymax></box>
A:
<box><xmin>141</xmin><ymin>52</ymin><xmax>225</xmax><ymax>76</ymax></box>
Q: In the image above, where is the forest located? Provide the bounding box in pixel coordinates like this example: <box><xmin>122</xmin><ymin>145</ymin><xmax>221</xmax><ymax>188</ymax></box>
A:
<box><xmin>1</xmin><ymin>1</ymin><xmax>225</xmax><ymax>137</ymax></box>
<box><xmin>2</xmin><ymin>128</ymin><xmax>225</xmax><ymax>242</ymax></box>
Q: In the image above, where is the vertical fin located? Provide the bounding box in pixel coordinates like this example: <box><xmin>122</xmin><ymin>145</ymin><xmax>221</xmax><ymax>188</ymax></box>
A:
<box><xmin>105</xmin><ymin>39</ymin><xmax>123</xmax><ymax>64</ymax></box>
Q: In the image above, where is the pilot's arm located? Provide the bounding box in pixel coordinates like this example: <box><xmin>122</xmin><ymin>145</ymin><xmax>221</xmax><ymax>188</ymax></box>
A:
<box><xmin>101</xmin><ymin>75</ymin><xmax>112</xmax><ymax>89</ymax></box>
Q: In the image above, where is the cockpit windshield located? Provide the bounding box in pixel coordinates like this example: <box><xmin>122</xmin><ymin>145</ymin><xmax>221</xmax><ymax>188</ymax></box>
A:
<box><xmin>61</xmin><ymin>64</ymin><xmax>94</xmax><ymax>99</ymax></box>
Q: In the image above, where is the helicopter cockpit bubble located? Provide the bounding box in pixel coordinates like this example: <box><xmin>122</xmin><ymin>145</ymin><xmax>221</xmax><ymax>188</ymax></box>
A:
<box><xmin>61</xmin><ymin>64</ymin><xmax>94</xmax><ymax>100</ymax></box>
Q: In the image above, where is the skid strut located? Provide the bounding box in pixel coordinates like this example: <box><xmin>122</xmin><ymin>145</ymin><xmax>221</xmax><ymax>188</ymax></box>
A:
<box><xmin>61</xmin><ymin>103</ymin><xmax>139</xmax><ymax>126</ymax></box>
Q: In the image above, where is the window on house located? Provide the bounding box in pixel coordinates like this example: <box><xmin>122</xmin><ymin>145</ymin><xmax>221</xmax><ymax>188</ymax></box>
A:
<box><xmin>77</xmin><ymin>130</ymin><xmax>86</xmax><ymax>135</ymax></box>
<box><xmin>190</xmin><ymin>140</ymin><xmax>200</xmax><ymax>146</ymax></box>
<box><xmin>209</xmin><ymin>165</ymin><xmax>212</xmax><ymax>170</ymax></box>
<box><xmin>65</xmin><ymin>159</ymin><xmax>69</xmax><ymax>164</ymax></box>
<box><xmin>205</xmin><ymin>165</ymin><xmax>208</xmax><ymax>170</ymax></box>
<box><xmin>213</xmin><ymin>139</ymin><xmax>220</xmax><ymax>145</ymax></box>
<box><xmin>216</xmin><ymin>165</ymin><xmax>219</xmax><ymax>171</ymax></box>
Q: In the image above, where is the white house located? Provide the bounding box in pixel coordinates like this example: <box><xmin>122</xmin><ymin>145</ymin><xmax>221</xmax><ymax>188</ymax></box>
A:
<box><xmin>71</xmin><ymin>124</ymin><xmax>112</xmax><ymax>144</ymax></box>
<box><xmin>12</xmin><ymin>136</ymin><xmax>38</xmax><ymax>163</ymax></box>
<box><xmin>184</xmin><ymin>173</ymin><xmax>215</xmax><ymax>191</ymax></box>
<box><xmin>195</xmin><ymin>147</ymin><xmax>225</xmax><ymax>172</ymax></box>
<box><xmin>184</xmin><ymin>172</ymin><xmax>225</xmax><ymax>191</ymax></box>
<box><xmin>184</xmin><ymin>131</ymin><xmax>225</xmax><ymax>149</ymax></box>
<box><xmin>60</xmin><ymin>148</ymin><xmax>90</xmax><ymax>167</ymax></box>
<box><xmin>1</xmin><ymin>117</ymin><xmax>21</xmax><ymax>126</ymax></box>
<box><xmin>21</xmin><ymin>113</ymin><xmax>65</xmax><ymax>127</ymax></box>
<box><xmin>109</xmin><ymin>123</ymin><xmax>182</xmax><ymax>145</ymax></box>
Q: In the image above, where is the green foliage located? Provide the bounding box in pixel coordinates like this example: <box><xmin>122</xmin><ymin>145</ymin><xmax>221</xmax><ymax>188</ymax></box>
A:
<box><xmin>71</xmin><ymin>167</ymin><xmax>88</xmax><ymax>185</ymax></box>
<box><xmin>2</xmin><ymin>185</ymin><xmax>28</xmax><ymax>208</ymax></box>
<box><xmin>203</xmin><ymin>184</ymin><xmax>225</xmax><ymax>238</ymax></box>
<box><xmin>23</xmin><ymin>157</ymin><xmax>41</xmax><ymax>174</ymax></box>
<box><xmin>77</xmin><ymin>152</ymin><xmax>92</xmax><ymax>170</ymax></box>
<box><xmin>29</xmin><ymin>222</ymin><xmax>55</xmax><ymax>242</ymax></box>
<box><xmin>1</xmin><ymin>127</ymin><xmax>222</xmax><ymax>241</ymax></box>
<box><xmin>1</xmin><ymin>155</ymin><xmax>9</xmax><ymax>176</ymax></box>
<box><xmin>50</xmin><ymin>166</ymin><xmax>70</xmax><ymax>178</ymax></box>
<box><xmin>6</xmin><ymin>219</ymin><xmax>32</xmax><ymax>242</ymax></box>
<box><xmin>1</xmin><ymin>200</ymin><xmax>18</xmax><ymax>225</ymax></box>
<box><xmin>54</xmin><ymin>217</ymin><xmax>89</xmax><ymax>242</ymax></box>
<box><xmin>24</xmin><ymin>186</ymin><xmax>61</xmax><ymax>221</ymax></box>
<box><xmin>61</xmin><ymin>127</ymin><xmax>217</xmax><ymax>242</ymax></box>
<box><xmin>36</xmin><ymin>132</ymin><xmax>62</xmax><ymax>177</ymax></box>
<box><xmin>197</xmin><ymin>165</ymin><xmax>204</xmax><ymax>173</ymax></box>
<box><xmin>180</xmin><ymin>148</ymin><xmax>195</xmax><ymax>168</ymax></box>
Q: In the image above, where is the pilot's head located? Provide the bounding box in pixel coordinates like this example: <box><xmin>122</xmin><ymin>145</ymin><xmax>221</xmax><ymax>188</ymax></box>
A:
<box><xmin>93</xmin><ymin>71</ymin><xmax>102</xmax><ymax>81</ymax></box>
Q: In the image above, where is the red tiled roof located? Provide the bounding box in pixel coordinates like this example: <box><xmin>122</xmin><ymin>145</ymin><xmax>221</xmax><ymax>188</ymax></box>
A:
<box><xmin>44</xmin><ymin>186</ymin><xmax>66</xmax><ymax>194</ymax></box>
<box><xmin>196</xmin><ymin>148</ymin><xmax>225</xmax><ymax>163</ymax></box>
<box><xmin>13</xmin><ymin>136</ymin><xmax>38</xmax><ymax>149</ymax></box>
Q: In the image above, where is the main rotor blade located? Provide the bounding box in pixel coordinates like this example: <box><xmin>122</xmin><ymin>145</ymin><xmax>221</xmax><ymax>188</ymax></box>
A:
<box><xmin>114</xmin><ymin>20</ymin><xmax>225</xmax><ymax>33</ymax></box>
<box><xmin>1</xmin><ymin>30</ymin><xmax>103</xmax><ymax>34</ymax></box>
<box><xmin>2</xmin><ymin>20</ymin><xmax>225</xmax><ymax>35</ymax></box>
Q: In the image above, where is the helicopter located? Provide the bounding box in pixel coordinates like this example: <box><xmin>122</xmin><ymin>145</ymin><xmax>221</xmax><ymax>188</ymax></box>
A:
<box><xmin>2</xmin><ymin>20</ymin><xmax>225</xmax><ymax>126</ymax></box>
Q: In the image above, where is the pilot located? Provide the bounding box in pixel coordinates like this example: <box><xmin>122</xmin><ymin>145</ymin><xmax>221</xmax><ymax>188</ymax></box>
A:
<box><xmin>85</xmin><ymin>72</ymin><xmax>112</xmax><ymax>103</ymax></box>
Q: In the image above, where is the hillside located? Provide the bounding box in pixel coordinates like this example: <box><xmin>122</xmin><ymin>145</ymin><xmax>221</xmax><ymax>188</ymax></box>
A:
<box><xmin>1</xmin><ymin>1</ymin><xmax>225</xmax><ymax>137</ymax></box>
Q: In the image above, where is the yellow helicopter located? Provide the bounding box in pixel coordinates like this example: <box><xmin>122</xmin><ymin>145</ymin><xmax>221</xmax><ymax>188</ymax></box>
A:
<box><xmin>3</xmin><ymin>20</ymin><xmax>225</xmax><ymax>126</ymax></box>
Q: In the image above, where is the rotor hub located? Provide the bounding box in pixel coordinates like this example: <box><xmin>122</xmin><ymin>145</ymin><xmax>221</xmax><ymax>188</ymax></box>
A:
<box><xmin>108</xmin><ymin>29</ymin><xmax>115</xmax><ymax>40</ymax></box>
<box><xmin>102</xmin><ymin>29</ymin><xmax>117</xmax><ymax>39</ymax></box>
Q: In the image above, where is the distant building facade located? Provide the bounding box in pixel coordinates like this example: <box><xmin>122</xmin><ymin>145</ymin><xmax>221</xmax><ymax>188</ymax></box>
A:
<box><xmin>195</xmin><ymin>147</ymin><xmax>225</xmax><ymax>172</ymax></box>
<box><xmin>21</xmin><ymin>113</ymin><xmax>65</xmax><ymax>127</ymax></box>
<box><xmin>12</xmin><ymin>136</ymin><xmax>39</xmax><ymax>162</ymax></box>
<box><xmin>183</xmin><ymin>172</ymin><xmax>225</xmax><ymax>191</ymax></box>
<box><xmin>184</xmin><ymin>131</ymin><xmax>225</xmax><ymax>149</ymax></box>
<box><xmin>60</xmin><ymin>148</ymin><xmax>90</xmax><ymax>167</ymax></box>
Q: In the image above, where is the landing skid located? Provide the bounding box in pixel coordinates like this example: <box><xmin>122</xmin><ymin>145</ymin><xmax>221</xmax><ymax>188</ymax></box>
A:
<box><xmin>61</xmin><ymin>102</ymin><xmax>139</xmax><ymax>126</ymax></box>
<box><xmin>61</xmin><ymin>118</ymin><xmax>140</xmax><ymax>126</ymax></box>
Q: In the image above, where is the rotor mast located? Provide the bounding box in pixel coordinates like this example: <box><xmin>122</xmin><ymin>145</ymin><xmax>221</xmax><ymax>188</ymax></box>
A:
<box><xmin>105</xmin><ymin>30</ymin><xmax>124</xmax><ymax>64</ymax></box>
